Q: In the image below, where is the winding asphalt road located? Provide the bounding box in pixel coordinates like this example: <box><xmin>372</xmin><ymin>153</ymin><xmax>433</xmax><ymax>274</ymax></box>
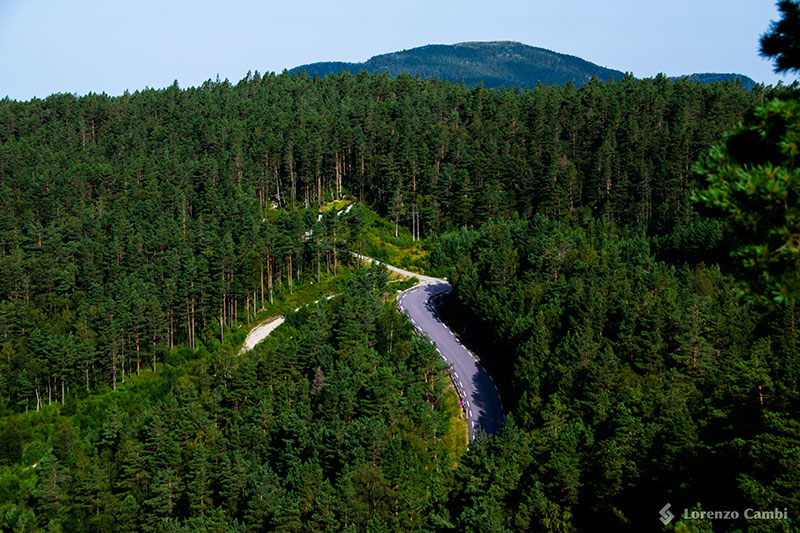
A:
<box><xmin>354</xmin><ymin>254</ymin><xmax>505</xmax><ymax>440</ymax></box>
<box><xmin>245</xmin><ymin>253</ymin><xmax>505</xmax><ymax>440</ymax></box>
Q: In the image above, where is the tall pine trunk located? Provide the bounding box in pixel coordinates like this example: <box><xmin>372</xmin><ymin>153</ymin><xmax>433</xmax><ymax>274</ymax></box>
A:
<box><xmin>135</xmin><ymin>331</ymin><xmax>140</xmax><ymax>377</ymax></box>
<box><xmin>190</xmin><ymin>292</ymin><xmax>196</xmax><ymax>350</ymax></box>
<box><xmin>289</xmin><ymin>154</ymin><xmax>296</xmax><ymax>210</ymax></box>
<box><xmin>111</xmin><ymin>340</ymin><xmax>117</xmax><ymax>391</ymax></box>
<box><xmin>288</xmin><ymin>255</ymin><xmax>293</xmax><ymax>295</ymax></box>
<box><xmin>268</xmin><ymin>255</ymin><xmax>273</xmax><ymax>304</ymax></box>
<box><xmin>260</xmin><ymin>258</ymin><xmax>265</xmax><ymax>310</ymax></box>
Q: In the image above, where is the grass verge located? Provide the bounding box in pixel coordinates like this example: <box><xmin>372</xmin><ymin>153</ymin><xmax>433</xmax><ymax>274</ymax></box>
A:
<box><xmin>362</xmin><ymin>206</ymin><xmax>436</xmax><ymax>275</ymax></box>
<box><xmin>441</xmin><ymin>383</ymin><xmax>469</xmax><ymax>464</ymax></box>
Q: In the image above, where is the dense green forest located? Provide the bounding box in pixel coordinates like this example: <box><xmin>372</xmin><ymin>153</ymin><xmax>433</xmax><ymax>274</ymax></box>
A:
<box><xmin>0</xmin><ymin>70</ymin><xmax>780</xmax><ymax>410</ymax></box>
<box><xmin>0</xmin><ymin>267</ymin><xmax>466</xmax><ymax>531</ymax></box>
<box><xmin>1</xmin><ymin>66</ymin><xmax>798</xmax><ymax>530</ymax></box>
<box><xmin>433</xmin><ymin>216</ymin><xmax>799</xmax><ymax>531</ymax></box>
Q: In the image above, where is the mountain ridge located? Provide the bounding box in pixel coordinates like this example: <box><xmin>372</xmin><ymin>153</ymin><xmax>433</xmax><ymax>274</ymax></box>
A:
<box><xmin>290</xmin><ymin>41</ymin><xmax>757</xmax><ymax>89</ymax></box>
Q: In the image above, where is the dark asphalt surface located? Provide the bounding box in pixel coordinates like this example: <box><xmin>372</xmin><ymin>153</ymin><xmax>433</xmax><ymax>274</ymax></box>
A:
<box><xmin>398</xmin><ymin>282</ymin><xmax>505</xmax><ymax>440</ymax></box>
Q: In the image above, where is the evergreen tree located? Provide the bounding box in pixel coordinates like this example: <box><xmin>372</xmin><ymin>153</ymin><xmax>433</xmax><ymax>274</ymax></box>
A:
<box><xmin>761</xmin><ymin>1</ymin><xmax>800</xmax><ymax>74</ymax></box>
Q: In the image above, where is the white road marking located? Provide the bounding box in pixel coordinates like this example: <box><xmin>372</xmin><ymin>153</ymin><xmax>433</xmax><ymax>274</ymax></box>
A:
<box><xmin>385</xmin><ymin>274</ymin><xmax>504</xmax><ymax>437</ymax></box>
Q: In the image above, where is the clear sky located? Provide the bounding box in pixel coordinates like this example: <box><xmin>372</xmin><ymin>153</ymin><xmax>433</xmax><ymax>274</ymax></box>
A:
<box><xmin>0</xmin><ymin>0</ymin><xmax>795</xmax><ymax>101</ymax></box>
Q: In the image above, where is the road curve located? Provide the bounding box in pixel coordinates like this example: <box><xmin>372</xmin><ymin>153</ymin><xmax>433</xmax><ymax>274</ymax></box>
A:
<box><xmin>398</xmin><ymin>283</ymin><xmax>505</xmax><ymax>440</ymax></box>
<box><xmin>353</xmin><ymin>254</ymin><xmax>505</xmax><ymax>440</ymax></box>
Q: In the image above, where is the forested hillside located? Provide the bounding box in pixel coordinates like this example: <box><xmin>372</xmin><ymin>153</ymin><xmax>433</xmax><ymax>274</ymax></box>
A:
<box><xmin>1</xmin><ymin>69</ymin><xmax>797</xmax><ymax>530</ymax></box>
<box><xmin>433</xmin><ymin>217</ymin><xmax>800</xmax><ymax>530</ymax></box>
<box><xmin>0</xmin><ymin>71</ymin><xmax>774</xmax><ymax>406</ymax></box>
<box><xmin>291</xmin><ymin>41</ymin><xmax>624</xmax><ymax>88</ymax></box>
<box><xmin>0</xmin><ymin>267</ymin><xmax>466</xmax><ymax>530</ymax></box>
<box><xmin>671</xmin><ymin>73</ymin><xmax>758</xmax><ymax>90</ymax></box>
<box><xmin>291</xmin><ymin>41</ymin><xmax>757</xmax><ymax>91</ymax></box>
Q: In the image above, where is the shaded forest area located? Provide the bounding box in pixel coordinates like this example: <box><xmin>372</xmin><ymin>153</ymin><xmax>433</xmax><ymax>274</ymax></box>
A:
<box><xmin>1</xmin><ymin>70</ymin><xmax>797</xmax><ymax>530</ymax></box>
<box><xmin>433</xmin><ymin>217</ymin><xmax>799</xmax><ymax>530</ymax></box>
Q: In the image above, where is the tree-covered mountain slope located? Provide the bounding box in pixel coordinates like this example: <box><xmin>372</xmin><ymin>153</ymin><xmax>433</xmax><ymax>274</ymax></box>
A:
<box><xmin>291</xmin><ymin>41</ymin><xmax>757</xmax><ymax>89</ymax></box>
<box><xmin>671</xmin><ymin>72</ymin><xmax>758</xmax><ymax>89</ymax></box>
<box><xmin>291</xmin><ymin>41</ymin><xmax>624</xmax><ymax>88</ymax></box>
<box><xmin>0</xmin><ymin>65</ymin><xmax>796</xmax><ymax>530</ymax></box>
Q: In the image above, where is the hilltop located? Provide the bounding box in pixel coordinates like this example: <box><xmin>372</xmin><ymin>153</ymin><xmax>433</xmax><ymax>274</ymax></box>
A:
<box><xmin>670</xmin><ymin>72</ymin><xmax>757</xmax><ymax>89</ymax></box>
<box><xmin>291</xmin><ymin>41</ymin><xmax>756</xmax><ymax>89</ymax></box>
<box><xmin>291</xmin><ymin>41</ymin><xmax>624</xmax><ymax>88</ymax></box>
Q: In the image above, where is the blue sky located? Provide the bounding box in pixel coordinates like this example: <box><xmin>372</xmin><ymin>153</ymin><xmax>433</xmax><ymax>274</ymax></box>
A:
<box><xmin>0</xmin><ymin>0</ymin><xmax>794</xmax><ymax>100</ymax></box>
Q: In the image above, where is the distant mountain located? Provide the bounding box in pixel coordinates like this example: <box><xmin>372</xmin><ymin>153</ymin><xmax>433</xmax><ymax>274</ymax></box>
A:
<box><xmin>291</xmin><ymin>41</ymin><xmax>624</xmax><ymax>88</ymax></box>
<box><xmin>290</xmin><ymin>41</ymin><xmax>756</xmax><ymax>90</ymax></box>
<box><xmin>669</xmin><ymin>73</ymin><xmax>758</xmax><ymax>90</ymax></box>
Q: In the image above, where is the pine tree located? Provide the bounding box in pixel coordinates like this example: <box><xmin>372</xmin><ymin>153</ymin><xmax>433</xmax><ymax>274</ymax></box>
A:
<box><xmin>761</xmin><ymin>1</ymin><xmax>800</xmax><ymax>74</ymax></box>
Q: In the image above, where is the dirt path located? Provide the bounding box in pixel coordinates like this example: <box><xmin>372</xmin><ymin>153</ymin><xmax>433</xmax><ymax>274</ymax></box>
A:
<box><xmin>240</xmin><ymin>316</ymin><xmax>286</xmax><ymax>353</ymax></box>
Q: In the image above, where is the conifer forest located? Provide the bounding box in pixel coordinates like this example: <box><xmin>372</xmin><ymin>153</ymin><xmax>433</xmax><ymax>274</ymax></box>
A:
<box><xmin>1</xmin><ymin>20</ymin><xmax>800</xmax><ymax>532</ymax></box>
